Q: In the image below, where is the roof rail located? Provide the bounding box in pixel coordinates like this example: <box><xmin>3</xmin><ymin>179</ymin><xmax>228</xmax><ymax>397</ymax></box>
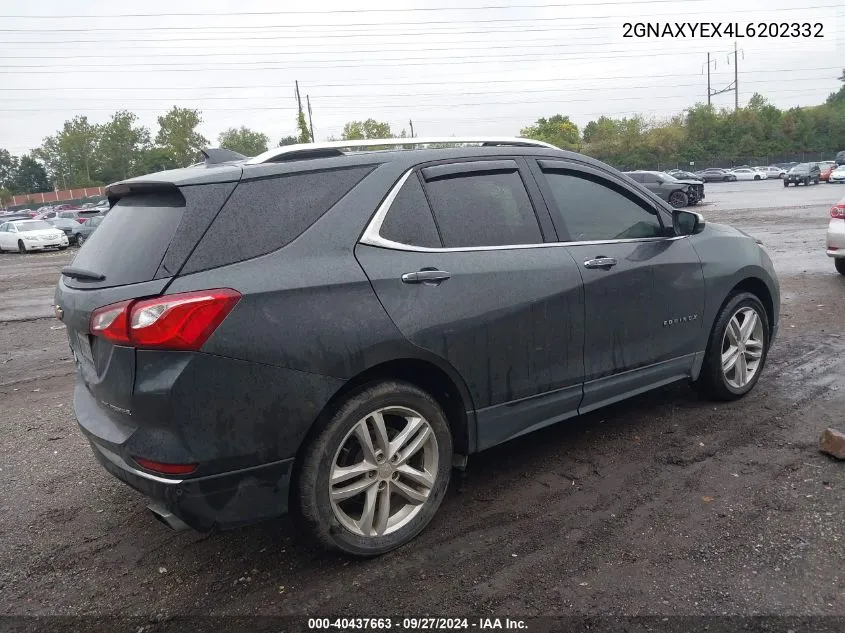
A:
<box><xmin>200</xmin><ymin>147</ymin><xmax>247</xmax><ymax>164</ymax></box>
<box><xmin>245</xmin><ymin>136</ymin><xmax>558</xmax><ymax>165</ymax></box>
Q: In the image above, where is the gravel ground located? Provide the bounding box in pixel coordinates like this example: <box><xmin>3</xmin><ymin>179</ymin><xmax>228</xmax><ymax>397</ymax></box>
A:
<box><xmin>1</xmin><ymin>180</ymin><xmax>844</xmax><ymax>623</ymax></box>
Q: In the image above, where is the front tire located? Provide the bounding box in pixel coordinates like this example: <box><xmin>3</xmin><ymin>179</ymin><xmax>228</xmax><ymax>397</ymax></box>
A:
<box><xmin>668</xmin><ymin>190</ymin><xmax>689</xmax><ymax>207</ymax></box>
<box><xmin>695</xmin><ymin>292</ymin><xmax>770</xmax><ymax>401</ymax></box>
<box><xmin>836</xmin><ymin>258</ymin><xmax>845</xmax><ymax>276</ymax></box>
<box><xmin>783</xmin><ymin>181</ymin><xmax>789</xmax><ymax>187</ymax></box>
<box><xmin>297</xmin><ymin>380</ymin><xmax>453</xmax><ymax>556</ymax></box>
<box><xmin>754</xmin><ymin>175</ymin><xmax>761</xmax><ymax>180</ymax></box>
<box><xmin>17</xmin><ymin>240</ymin><xmax>26</xmax><ymax>254</ymax></box>
<box><xmin>76</xmin><ymin>234</ymin><xmax>86</xmax><ymax>246</ymax></box>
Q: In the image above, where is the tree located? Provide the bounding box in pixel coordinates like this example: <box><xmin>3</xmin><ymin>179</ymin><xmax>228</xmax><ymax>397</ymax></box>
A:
<box><xmin>0</xmin><ymin>187</ymin><xmax>12</xmax><ymax>207</ymax></box>
<box><xmin>137</xmin><ymin>146</ymin><xmax>179</xmax><ymax>175</ymax></box>
<box><xmin>13</xmin><ymin>155</ymin><xmax>51</xmax><ymax>193</ymax></box>
<box><xmin>154</xmin><ymin>107</ymin><xmax>208</xmax><ymax>168</ymax></box>
<box><xmin>297</xmin><ymin>110</ymin><xmax>311</xmax><ymax>143</ymax></box>
<box><xmin>278</xmin><ymin>135</ymin><xmax>298</xmax><ymax>147</ymax></box>
<box><xmin>520</xmin><ymin>115</ymin><xmax>580</xmax><ymax>150</ymax></box>
<box><xmin>0</xmin><ymin>149</ymin><xmax>19</xmax><ymax>191</ymax></box>
<box><xmin>341</xmin><ymin>119</ymin><xmax>393</xmax><ymax>140</ymax></box>
<box><xmin>99</xmin><ymin>110</ymin><xmax>151</xmax><ymax>182</ymax></box>
<box><xmin>218</xmin><ymin>126</ymin><xmax>269</xmax><ymax>156</ymax></box>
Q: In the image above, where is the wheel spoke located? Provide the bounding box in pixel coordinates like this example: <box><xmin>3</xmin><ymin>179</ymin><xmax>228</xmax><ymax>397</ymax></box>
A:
<box><xmin>739</xmin><ymin>311</ymin><xmax>758</xmax><ymax>342</ymax></box>
<box><xmin>353</xmin><ymin>422</ymin><xmax>378</xmax><ymax>464</ymax></box>
<box><xmin>727</xmin><ymin>317</ymin><xmax>741</xmax><ymax>346</ymax></box>
<box><xmin>745</xmin><ymin>347</ymin><xmax>763</xmax><ymax>360</ymax></box>
<box><xmin>369</xmin><ymin>411</ymin><xmax>390</xmax><ymax>454</ymax></box>
<box><xmin>356</xmin><ymin>485</ymin><xmax>378</xmax><ymax>535</ymax></box>
<box><xmin>331</xmin><ymin>474</ymin><xmax>376</xmax><ymax>502</ymax></box>
<box><xmin>722</xmin><ymin>346</ymin><xmax>739</xmax><ymax>373</ymax></box>
<box><xmin>374</xmin><ymin>486</ymin><xmax>391</xmax><ymax>535</ymax></box>
<box><xmin>331</xmin><ymin>460</ymin><xmax>375</xmax><ymax>486</ymax></box>
<box><xmin>397</xmin><ymin>463</ymin><xmax>435</xmax><ymax>491</ymax></box>
<box><xmin>395</xmin><ymin>426</ymin><xmax>432</xmax><ymax>466</ymax></box>
<box><xmin>388</xmin><ymin>416</ymin><xmax>425</xmax><ymax>460</ymax></box>
<box><xmin>736</xmin><ymin>353</ymin><xmax>748</xmax><ymax>386</ymax></box>
<box><xmin>391</xmin><ymin>478</ymin><xmax>428</xmax><ymax>505</ymax></box>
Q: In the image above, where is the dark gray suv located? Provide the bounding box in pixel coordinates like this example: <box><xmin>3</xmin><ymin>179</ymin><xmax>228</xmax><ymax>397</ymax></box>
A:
<box><xmin>55</xmin><ymin>138</ymin><xmax>780</xmax><ymax>556</ymax></box>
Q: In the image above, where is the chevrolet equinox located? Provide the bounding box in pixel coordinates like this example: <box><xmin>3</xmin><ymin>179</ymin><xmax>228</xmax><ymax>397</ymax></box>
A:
<box><xmin>55</xmin><ymin>138</ymin><xmax>780</xmax><ymax>556</ymax></box>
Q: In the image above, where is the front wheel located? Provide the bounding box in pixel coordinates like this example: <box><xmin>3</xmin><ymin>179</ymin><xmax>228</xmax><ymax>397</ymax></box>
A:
<box><xmin>297</xmin><ymin>380</ymin><xmax>453</xmax><ymax>556</ymax></box>
<box><xmin>754</xmin><ymin>175</ymin><xmax>761</xmax><ymax>180</ymax></box>
<box><xmin>76</xmin><ymin>234</ymin><xmax>86</xmax><ymax>246</ymax></box>
<box><xmin>668</xmin><ymin>190</ymin><xmax>689</xmax><ymax>207</ymax></box>
<box><xmin>836</xmin><ymin>258</ymin><xmax>845</xmax><ymax>276</ymax></box>
<box><xmin>17</xmin><ymin>240</ymin><xmax>26</xmax><ymax>254</ymax></box>
<box><xmin>783</xmin><ymin>181</ymin><xmax>789</xmax><ymax>187</ymax></box>
<box><xmin>695</xmin><ymin>293</ymin><xmax>770</xmax><ymax>401</ymax></box>
<box><xmin>814</xmin><ymin>178</ymin><xmax>820</xmax><ymax>185</ymax></box>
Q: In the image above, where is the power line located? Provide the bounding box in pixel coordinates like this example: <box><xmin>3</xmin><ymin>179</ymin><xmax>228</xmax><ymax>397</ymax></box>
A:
<box><xmin>0</xmin><ymin>76</ymin><xmax>833</xmax><ymax>104</ymax></box>
<box><xmin>0</xmin><ymin>0</ymin><xmax>722</xmax><ymax>19</ymax></box>
<box><xmin>0</xmin><ymin>86</ymin><xmax>827</xmax><ymax>113</ymax></box>
<box><xmin>3</xmin><ymin>48</ymin><xmax>827</xmax><ymax>74</ymax></box>
<box><xmin>1</xmin><ymin>66</ymin><xmax>838</xmax><ymax>91</ymax></box>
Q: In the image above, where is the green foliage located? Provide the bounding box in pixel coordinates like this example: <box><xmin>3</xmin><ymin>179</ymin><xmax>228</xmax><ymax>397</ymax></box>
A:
<box><xmin>520</xmin><ymin>115</ymin><xmax>580</xmax><ymax>150</ymax></box>
<box><xmin>98</xmin><ymin>111</ymin><xmax>151</xmax><ymax>182</ymax></box>
<box><xmin>341</xmin><ymin>119</ymin><xmax>393</xmax><ymax>140</ymax></box>
<box><xmin>218</xmin><ymin>126</ymin><xmax>269</xmax><ymax>156</ymax></box>
<box><xmin>0</xmin><ymin>187</ymin><xmax>12</xmax><ymax>206</ymax></box>
<box><xmin>297</xmin><ymin>110</ymin><xmax>311</xmax><ymax>143</ymax></box>
<box><xmin>14</xmin><ymin>155</ymin><xmax>51</xmax><ymax>193</ymax></box>
<box><xmin>278</xmin><ymin>135</ymin><xmax>299</xmax><ymax>147</ymax></box>
<box><xmin>155</xmin><ymin>107</ymin><xmax>208</xmax><ymax>168</ymax></box>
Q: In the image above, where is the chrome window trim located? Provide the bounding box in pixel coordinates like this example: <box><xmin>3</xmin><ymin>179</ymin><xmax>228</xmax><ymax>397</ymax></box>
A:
<box><xmin>359</xmin><ymin>168</ymin><xmax>688</xmax><ymax>253</ymax></box>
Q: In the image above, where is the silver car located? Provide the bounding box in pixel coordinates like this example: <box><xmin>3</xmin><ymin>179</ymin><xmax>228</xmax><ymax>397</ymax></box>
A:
<box><xmin>829</xmin><ymin>196</ymin><xmax>845</xmax><ymax>275</ymax></box>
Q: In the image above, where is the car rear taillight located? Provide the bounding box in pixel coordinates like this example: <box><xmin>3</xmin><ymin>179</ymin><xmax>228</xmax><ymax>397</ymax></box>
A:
<box><xmin>132</xmin><ymin>457</ymin><xmax>197</xmax><ymax>475</ymax></box>
<box><xmin>831</xmin><ymin>204</ymin><xmax>845</xmax><ymax>220</ymax></box>
<box><xmin>89</xmin><ymin>289</ymin><xmax>240</xmax><ymax>351</ymax></box>
<box><xmin>76</xmin><ymin>218</ymin><xmax>87</xmax><ymax>223</ymax></box>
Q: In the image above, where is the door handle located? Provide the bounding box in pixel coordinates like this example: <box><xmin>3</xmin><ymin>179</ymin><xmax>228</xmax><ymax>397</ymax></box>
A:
<box><xmin>583</xmin><ymin>257</ymin><xmax>617</xmax><ymax>270</ymax></box>
<box><xmin>401</xmin><ymin>269</ymin><xmax>451</xmax><ymax>285</ymax></box>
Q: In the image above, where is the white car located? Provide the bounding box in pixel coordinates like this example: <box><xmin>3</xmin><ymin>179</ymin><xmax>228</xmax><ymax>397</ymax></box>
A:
<box><xmin>828</xmin><ymin>165</ymin><xmax>845</xmax><ymax>183</ymax></box>
<box><xmin>730</xmin><ymin>167</ymin><xmax>766</xmax><ymax>181</ymax></box>
<box><xmin>752</xmin><ymin>166</ymin><xmax>770</xmax><ymax>179</ymax></box>
<box><xmin>829</xmin><ymin>197</ymin><xmax>845</xmax><ymax>275</ymax></box>
<box><xmin>0</xmin><ymin>219</ymin><xmax>69</xmax><ymax>253</ymax></box>
<box><xmin>764</xmin><ymin>165</ymin><xmax>786</xmax><ymax>179</ymax></box>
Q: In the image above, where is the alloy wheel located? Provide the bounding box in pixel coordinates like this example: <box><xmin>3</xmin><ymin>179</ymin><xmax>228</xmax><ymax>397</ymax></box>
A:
<box><xmin>721</xmin><ymin>307</ymin><xmax>765</xmax><ymax>389</ymax></box>
<box><xmin>329</xmin><ymin>406</ymin><xmax>439</xmax><ymax>538</ymax></box>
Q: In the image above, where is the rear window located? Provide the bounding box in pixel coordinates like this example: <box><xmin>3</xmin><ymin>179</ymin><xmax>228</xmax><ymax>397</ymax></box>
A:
<box><xmin>182</xmin><ymin>165</ymin><xmax>373</xmax><ymax>273</ymax></box>
<box><xmin>64</xmin><ymin>191</ymin><xmax>185</xmax><ymax>289</ymax></box>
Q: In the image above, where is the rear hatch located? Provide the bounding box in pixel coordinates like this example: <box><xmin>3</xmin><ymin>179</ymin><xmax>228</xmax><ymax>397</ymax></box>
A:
<box><xmin>56</xmin><ymin>168</ymin><xmax>240</xmax><ymax>419</ymax></box>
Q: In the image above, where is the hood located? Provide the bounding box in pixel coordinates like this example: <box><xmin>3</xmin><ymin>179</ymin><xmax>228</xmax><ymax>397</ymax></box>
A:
<box><xmin>672</xmin><ymin>178</ymin><xmax>702</xmax><ymax>185</ymax></box>
<box><xmin>17</xmin><ymin>228</ymin><xmax>65</xmax><ymax>239</ymax></box>
<box><xmin>707</xmin><ymin>222</ymin><xmax>763</xmax><ymax>244</ymax></box>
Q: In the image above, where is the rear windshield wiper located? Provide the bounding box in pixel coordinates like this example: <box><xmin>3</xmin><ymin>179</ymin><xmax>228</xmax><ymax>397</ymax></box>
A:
<box><xmin>61</xmin><ymin>267</ymin><xmax>106</xmax><ymax>281</ymax></box>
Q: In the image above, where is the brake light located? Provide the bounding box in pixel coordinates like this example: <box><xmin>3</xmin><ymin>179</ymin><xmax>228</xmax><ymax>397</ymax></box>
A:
<box><xmin>831</xmin><ymin>204</ymin><xmax>845</xmax><ymax>220</ymax></box>
<box><xmin>89</xmin><ymin>289</ymin><xmax>240</xmax><ymax>350</ymax></box>
<box><xmin>90</xmin><ymin>300</ymin><xmax>132</xmax><ymax>345</ymax></box>
<box><xmin>133</xmin><ymin>457</ymin><xmax>197</xmax><ymax>475</ymax></box>
<box><xmin>76</xmin><ymin>217</ymin><xmax>87</xmax><ymax>223</ymax></box>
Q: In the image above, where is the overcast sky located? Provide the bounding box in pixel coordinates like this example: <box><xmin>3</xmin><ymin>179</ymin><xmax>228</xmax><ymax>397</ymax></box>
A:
<box><xmin>1</xmin><ymin>0</ymin><xmax>842</xmax><ymax>154</ymax></box>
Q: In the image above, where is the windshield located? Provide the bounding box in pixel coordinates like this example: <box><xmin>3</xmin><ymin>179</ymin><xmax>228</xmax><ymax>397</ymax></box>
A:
<box><xmin>656</xmin><ymin>172</ymin><xmax>678</xmax><ymax>181</ymax></box>
<box><xmin>15</xmin><ymin>220</ymin><xmax>52</xmax><ymax>231</ymax></box>
<box><xmin>790</xmin><ymin>164</ymin><xmax>810</xmax><ymax>172</ymax></box>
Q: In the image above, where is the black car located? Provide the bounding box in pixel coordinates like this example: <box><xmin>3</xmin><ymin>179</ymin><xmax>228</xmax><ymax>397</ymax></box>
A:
<box><xmin>784</xmin><ymin>163</ymin><xmax>821</xmax><ymax>186</ymax></box>
<box><xmin>625</xmin><ymin>171</ymin><xmax>704</xmax><ymax>206</ymax></box>
<box><xmin>47</xmin><ymin>217</ymin><xmax>84</xmax><ymax>244</ymax></box>
<box><xmin>55</xmin><ymin>138</ymin><xmax>780</xmax><ymax>555</ymax></box>
<box><xmin>667</xmin><ymin>169</ymin><xmax>704</xmax><ymax>182</ymax></box>
<box><xmin>835</xmin><ymin>151</ymin><xmax>845</xmax><ymax>166</ymax></box>
<box><xmin>697</xmin><ymin>168</ymin><xmax>737</xmax><ymax>182</ymax></box>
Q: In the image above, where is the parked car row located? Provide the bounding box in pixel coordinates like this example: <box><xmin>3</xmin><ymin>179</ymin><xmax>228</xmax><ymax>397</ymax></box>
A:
<box><xmin>0</xmin><ymin>211</ymin><xmax>106</xmax><ymax>253</ymax></box>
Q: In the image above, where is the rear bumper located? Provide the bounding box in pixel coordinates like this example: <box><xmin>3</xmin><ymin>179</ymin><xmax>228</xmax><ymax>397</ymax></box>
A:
<box><xmin>87</xmin><ymin>436</ymin><xmax>294</xmax><ymax>531</ymax></box>
<box><xmin>827</xmin><ymin>220</ymin><xmax>845</xmax><ymax>257</ymax></box>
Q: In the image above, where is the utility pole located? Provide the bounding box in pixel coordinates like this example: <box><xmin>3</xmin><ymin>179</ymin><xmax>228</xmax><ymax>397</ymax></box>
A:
<box><xmin>733</xmin><ymin>41</ymin><xmax>739</xmax><ymax>111</ymax></box>
<box><xmin>706</xmin><ymin>44</ymin><xmax>740</xmax><ymax>109</ymax></box>
<box><xmin>306</xmin><ymin>95</ymin><xmax>315</xmax><ymax>142</ymax></box>
<box><xmin>409</xmin><ymin>119</ymin><xmax>415</xmax><ymax>138</ymax></box>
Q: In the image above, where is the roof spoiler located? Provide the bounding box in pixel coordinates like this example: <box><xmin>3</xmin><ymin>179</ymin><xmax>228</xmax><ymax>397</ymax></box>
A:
<box><xmin>200</xmin><ymin>147</ymin><xmax>247</xmax><ymax>164</ymax></box>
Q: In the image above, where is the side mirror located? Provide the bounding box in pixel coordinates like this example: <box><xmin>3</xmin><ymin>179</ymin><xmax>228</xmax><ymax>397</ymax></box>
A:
<box><xmin>655</xmin><ymin>178</ymin><xmax>663</xmax><ymax>184</ymax></box>
<box><xmin>673</xmin><ymin>209</ymin><xmax>705</xmax><ymax>236</ymax></box>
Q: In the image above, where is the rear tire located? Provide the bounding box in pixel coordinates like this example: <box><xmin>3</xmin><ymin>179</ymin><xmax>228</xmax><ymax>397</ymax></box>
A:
<box><xmin>76</xmin><ymin>234</ymin><xmax>86</xmax><ymax>246</ymax></box>
<box><xmin>695</xmin><ymin>292</ymin><xmax>770</xmax><ymax>401</ymax></box>
<box><xmin>836</xmin><ymin>258</ymin><xmax>845</xmax><ymax>276</ymax></box>
<box><xmin>17</xmin><ymin>240</ymin><xmax>26</xmax><ymax>254</ymax></box>
<box><xmin>297</xmin><ymin>380</ymin><xmax>453</xmax><ymax>556</ymax></box>
<box><xmin>783</xmin><ymin>181</ymin><xmax>789</xmax><ymax>187</ymax></box>
<box><xmin>754</xmin><ymin>175</ymin><xmax>760</xmax><ymax>180</ymax></box>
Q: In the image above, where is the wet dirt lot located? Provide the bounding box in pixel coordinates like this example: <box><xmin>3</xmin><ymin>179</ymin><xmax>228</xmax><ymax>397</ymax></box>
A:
<box><xmin>1</xmin><ymin>179</ymin><xmax>844</xmax><ymax>620</ymax></box>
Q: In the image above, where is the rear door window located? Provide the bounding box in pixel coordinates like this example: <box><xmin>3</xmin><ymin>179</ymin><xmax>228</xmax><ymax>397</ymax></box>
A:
<box><xmin>420</xmin><ymin>163</ymin><xmax>542</xmax><ymax>247</ymax></box>
<box><xmin>378</xmin><ymin>174</ymin><xmax>441</xmax><ymax>248</ymax></box>
<box><xmin>64</xmin><ymin>190</ymin><xmax>186</xmax><ymax>289</ymax></box>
